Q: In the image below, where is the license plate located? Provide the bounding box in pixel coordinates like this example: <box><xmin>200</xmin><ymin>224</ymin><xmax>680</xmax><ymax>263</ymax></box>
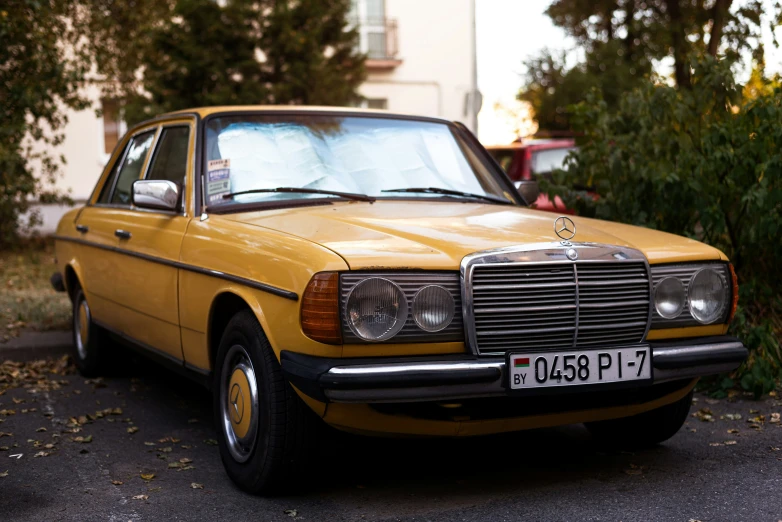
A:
<box><xmin>507</xmin><ymin>346</ymin><xmax>652</xmax><ymax>390</ymax></box>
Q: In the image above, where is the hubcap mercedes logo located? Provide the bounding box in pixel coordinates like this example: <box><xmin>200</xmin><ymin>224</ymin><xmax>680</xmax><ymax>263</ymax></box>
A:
<box><xmin>230</xmin><ymin>382</ymin><xmax>244</xmax><ymax>424</ymax></box>
<box><xmin>554</xmin><ymin>216</ymin><xmax>576</xmax><ymax>241</ymax></box>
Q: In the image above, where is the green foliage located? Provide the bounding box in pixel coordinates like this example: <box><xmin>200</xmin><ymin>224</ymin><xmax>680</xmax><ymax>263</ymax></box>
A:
<box><xmin>0</xmin><ymin>1</ymin><xmax>86</xmax><ymax>249</ymax></box>
<box><xmin>120</xmin><ymin>0</ymin><xmax>366</xmax><ymax>124</ymax></box>
<box><xmin>542</xmin><ymin>55</ymin><xmax>782</xmax><ymax>392</ymax></box>
<box><xmin>522</xmin><ymin>0</ymin><xmax>775</xmax><ymax>131</ymax></box>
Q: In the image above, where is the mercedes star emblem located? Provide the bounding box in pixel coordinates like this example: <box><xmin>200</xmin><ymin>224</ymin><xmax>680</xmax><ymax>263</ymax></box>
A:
<box><xmin>554</xmin><ymin>216</ymin><xmax>576</xmax><ymax>241</ymax></box>
<box><xmin>230</xmin><ymin>382</ymin><xmax>244</xmax><ymax>424</ymax></box>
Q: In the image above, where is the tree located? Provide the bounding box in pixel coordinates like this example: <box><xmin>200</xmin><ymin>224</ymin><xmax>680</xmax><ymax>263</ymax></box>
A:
<box><xmin>521</xmin><ymin>0</ymin><xmax>775</xmax><ymax>131</ymax></box>
<box><xmin>110</xmin><ymin>0</ymin><xmax>366</xmax><ymax>124</ymax></box>
<box><xmin>541</xmin><ymin>56</ymin><xmax>782</xmax><ymax>394</ymax></box>
<box><xmin>0</xmin><ymin>1</ymin><xmax>89</xmax><ymax>248</ymax></box>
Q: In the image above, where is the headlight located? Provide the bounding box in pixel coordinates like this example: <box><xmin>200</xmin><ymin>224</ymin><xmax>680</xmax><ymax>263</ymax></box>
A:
<box><xmin>654</xmin><ymin>277</ymin><xmax>685</xmax><ymax>319</ymax></box>
<box><xmin>412</xmin><ymin>285</ymin><xmax>455</xmax><ymax>332</ymax></box>
<box><xmin>689</xmin><ymin>268</ymin><xmax>727</xmax><ymax>324</ymax></box>
<box><xmin>346</xmin><ymin>277</ymin><xmax>408</xmax><ymax>341</ymax></box>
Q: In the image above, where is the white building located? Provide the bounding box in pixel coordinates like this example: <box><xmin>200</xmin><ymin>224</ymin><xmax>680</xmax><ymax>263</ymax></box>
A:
<box><xmin>29</xmin><ymin>0</ymin><xmax>479</xmax><ymax>232</ymax></box>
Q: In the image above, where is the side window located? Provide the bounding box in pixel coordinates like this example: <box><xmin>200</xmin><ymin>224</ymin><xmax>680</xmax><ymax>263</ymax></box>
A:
<box><xmin>146</xmin><ymin>126</ymin><xmax>190</xmax><ymax>185</ymax></box>
<box><xmin>97</xmin><ymin>142</ymin><xmax>130</xmax><ymax>204</ymax></box>
<box><xmin>109</xmin><ymin>130</ymin><xmax>156</xmax><ymax>205</ymax></box>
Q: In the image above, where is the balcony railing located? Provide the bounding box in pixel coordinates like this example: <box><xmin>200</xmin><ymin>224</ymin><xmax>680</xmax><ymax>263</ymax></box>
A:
<box><xmin>350</xmin><ymin>17</ymin><xmax>400</xmax><ymax>64</ymax></box>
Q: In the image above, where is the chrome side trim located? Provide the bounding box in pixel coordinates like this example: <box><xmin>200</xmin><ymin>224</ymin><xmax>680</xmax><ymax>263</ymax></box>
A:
<box><xmin>53</xmin><ymin>235</ymin><xmax>298</xmax><ymax>301</ymax></box>
<box><xmin>460</xmin><ymin>242</ymin><xmax>652</xmax><ymax>356</ymax></box>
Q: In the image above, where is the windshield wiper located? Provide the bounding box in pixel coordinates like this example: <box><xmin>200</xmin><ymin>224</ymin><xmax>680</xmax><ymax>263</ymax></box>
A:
<box><xmin>222</xmin><ymin>187</ymin><xmax>376</xmax><ymax>203</ymax></box>
<box><xmin>381</xmin><ymin>187</ymin><xmax>513</xmax><ymax>204</ymax></box>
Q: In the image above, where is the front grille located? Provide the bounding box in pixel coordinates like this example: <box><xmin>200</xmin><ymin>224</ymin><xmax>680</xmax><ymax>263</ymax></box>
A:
<box><xmin>471</xmin><ymin>261</ymin><xmax>650</xmax><ymax>355</ymax></box>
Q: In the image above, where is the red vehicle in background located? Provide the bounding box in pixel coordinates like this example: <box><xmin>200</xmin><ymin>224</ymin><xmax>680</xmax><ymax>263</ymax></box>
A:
<box><xmin>485</xmin><ymin>139</ymin><xmax>577</xmax><ymax>214</ymax></box>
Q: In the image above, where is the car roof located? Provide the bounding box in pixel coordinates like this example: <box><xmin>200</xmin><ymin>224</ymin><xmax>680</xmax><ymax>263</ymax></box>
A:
<box><xmin>160</xmin><ymin>105</ymin><xmax>449</xmax><ymax>123</ymax></box>
<box><xmin>484</xmin><ymin>139</ymin><xmax>576</xmax><ymax>151</ymax></box>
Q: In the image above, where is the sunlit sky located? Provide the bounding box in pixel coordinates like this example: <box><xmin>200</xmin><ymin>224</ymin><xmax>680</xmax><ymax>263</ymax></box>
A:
<box><xmin>475</xmin><ymin>0</ymin><xmax>782</xmax><ymax>143</ymax></box>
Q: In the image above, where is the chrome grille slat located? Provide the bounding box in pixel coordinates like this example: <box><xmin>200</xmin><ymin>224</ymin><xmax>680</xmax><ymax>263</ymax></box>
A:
<box><xmin>467</xmin><ymin>250</ymin><xmax>651</xmax><ymax>355</ymax></box>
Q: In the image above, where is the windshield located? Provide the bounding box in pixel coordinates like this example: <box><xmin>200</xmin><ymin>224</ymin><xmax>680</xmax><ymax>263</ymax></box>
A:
<box><xmin>204</xmin><ymin>114</ymin><xmax>514</xmax><ymax>207</ymax></box>
<box><xmin>530</xmin><ymin>147</ymin><xmax>577</xmax><ymax>175</ymax></box>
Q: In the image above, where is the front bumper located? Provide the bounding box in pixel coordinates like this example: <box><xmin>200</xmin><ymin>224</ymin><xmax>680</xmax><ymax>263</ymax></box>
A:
<box><xmin>282</xmin><ymin>336</ymin><xmax>747</xmax><ymax>404</ymax></box>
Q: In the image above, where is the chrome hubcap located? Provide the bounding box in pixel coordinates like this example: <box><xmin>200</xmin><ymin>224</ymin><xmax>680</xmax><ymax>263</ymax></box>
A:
<box><xmin>220</xmin><ymin>345</ymin><xmax>259</xmax><ymax>463</ymax></box>
<box><xmin>75</xmin><ymin>299</ymin><xmax>90</xmax><ymax>360</ymax></box>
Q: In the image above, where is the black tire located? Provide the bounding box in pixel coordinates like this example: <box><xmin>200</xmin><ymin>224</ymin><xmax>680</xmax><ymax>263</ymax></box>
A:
<box><xmin>585</xmin><ymin>389</ymin><xmax>694</xmax><ymax>449</ymax></box>
<box><xmin>70</xmin><ymin>285</ymin><xmax>110</xmax><ymax>377</ymax></box>
<box><xmin>213</xmin><ymin>310</ymin><xmax>318</xmax><ymax>495</ymax></box>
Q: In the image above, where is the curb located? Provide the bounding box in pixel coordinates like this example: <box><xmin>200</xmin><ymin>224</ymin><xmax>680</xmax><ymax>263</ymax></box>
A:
<box><xmin>0</xmin><ymin>330</ymin><xmax>73</xmax><ymax>362</ymax></box>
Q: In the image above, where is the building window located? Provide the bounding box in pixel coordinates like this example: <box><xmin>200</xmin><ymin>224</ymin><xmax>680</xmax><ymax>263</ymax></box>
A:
<box><xmin>349</xmin><ymin>0</ymin><xmax>398</xmax><ymax>61</ymax></box>
<box><xmin>366</xmin><ymin>98</ymin><xmax>388</xmax><ymax>110</ymax></box>
<box><xmin>101</xmin><ymin>99</ymin><xmax>121</xmax><ymax>155</ymax></box>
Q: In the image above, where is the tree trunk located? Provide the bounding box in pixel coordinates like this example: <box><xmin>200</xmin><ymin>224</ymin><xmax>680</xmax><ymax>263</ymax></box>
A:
<box><xmin>707</xmin><ymin>0</ymin><xmax>732</xmax><ymax>56</ymax></box>
<box><xmin>665</xmin><ymin>0</ymin><xmax>691</xmax><ymax>88</ymax></box>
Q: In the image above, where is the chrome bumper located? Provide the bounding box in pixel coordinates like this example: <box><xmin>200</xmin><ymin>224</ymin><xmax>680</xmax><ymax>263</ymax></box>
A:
<box><xmin>281</xmin><ymin>336</ymin><xmax>747</xmax><ymax>404</ymax></box>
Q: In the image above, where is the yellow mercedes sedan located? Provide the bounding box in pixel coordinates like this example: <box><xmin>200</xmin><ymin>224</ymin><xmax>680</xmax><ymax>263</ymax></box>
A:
<box><xmin>52</xmin><ymin>106</ymin><xmax>747</xmax><ymax>494</ymax></box>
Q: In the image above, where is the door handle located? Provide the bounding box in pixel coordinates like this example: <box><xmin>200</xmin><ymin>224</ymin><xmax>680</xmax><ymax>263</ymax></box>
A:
<box><xmin>75</xmin><ymin>224</ymin><xmax>89</xmax><ymax>233</ymax></box>
<box><xmin>114</xmin><ymin>229</ymin><xmax>132</xmax><ymax>240</ymax></box>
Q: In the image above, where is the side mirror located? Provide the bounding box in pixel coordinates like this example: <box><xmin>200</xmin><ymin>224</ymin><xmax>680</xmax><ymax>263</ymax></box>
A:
<box><xmin>514</xmin><ymin>180</ymin><xmax>540</xmax><ymax>205</ymax></box>
<box><xmin>132</xmin><ymin>180</ymin><xmax>180</xmax><ymax>211</ymax></box>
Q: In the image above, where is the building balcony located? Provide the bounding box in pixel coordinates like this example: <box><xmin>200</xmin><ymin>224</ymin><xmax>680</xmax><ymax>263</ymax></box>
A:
<box><xmin>351</xmin><ymin>17</ymin><xmax>402</xmax><ymax>70</ymax></box>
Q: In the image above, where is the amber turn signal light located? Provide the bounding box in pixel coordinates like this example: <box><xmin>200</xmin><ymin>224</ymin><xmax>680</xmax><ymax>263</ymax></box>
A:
<box><xmin>728</xmin><ymin>263</ymin><xmax>739</xmax><ymax>323</ymax></box>
<box><xmin>301</xmin><ymin>272</ymin><xmax>342</xmax><ymax>344</ymax></box>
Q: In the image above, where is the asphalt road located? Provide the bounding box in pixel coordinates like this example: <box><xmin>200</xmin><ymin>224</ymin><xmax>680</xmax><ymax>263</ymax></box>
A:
<box><xmin>0</xmin><ymin>356</ymin><xmax>780</xmax><ymax>522</ymax></box>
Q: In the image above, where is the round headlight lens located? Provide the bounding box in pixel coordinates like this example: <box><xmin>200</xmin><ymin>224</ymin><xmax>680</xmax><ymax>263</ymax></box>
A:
<box><xmin>412</xmin><ymin>285</ymin><xmax>455</xmax><ymax>332</ymax></box>
<box><xmin>654</xmin><ymin>276</ymin><xmax>686</xmax><ymax>319</ymax></box>
<box><xmin>346</xmin><ymin>278</ymin><xmax>408</xmax><ymax>341</ymax></box>
<box><xmin>688</xmin><ymin>268</ymin><xmax>727</xmax><ymax>324</ymax></box>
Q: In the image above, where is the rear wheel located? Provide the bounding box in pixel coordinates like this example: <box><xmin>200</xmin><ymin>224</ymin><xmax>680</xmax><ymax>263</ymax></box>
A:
<box><xmin>585</xmin><ymin>389</ymin><xmax>694</xmax><ymax>449</ymax></box>
<box><xmin>213</xmin><ymin>310</ymin><xmax>318</xmax><ymax>494</ymax></box>
<box><xmin>71</xmin><ymin>286</ymin><xmax>111</xmax><ymax>377</ymax></box>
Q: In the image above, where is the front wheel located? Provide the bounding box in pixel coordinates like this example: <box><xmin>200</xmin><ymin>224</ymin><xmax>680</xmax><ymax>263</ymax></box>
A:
<box><xmin>585</xmin><ymin>389</ymin><xmax>694</xmax><ymax>449</ymax></box>
<box><xmin>213</xmin><ymin>310</ymin><xmax>318</xmax><ymax>494</ymax></box>
<box><xmin>71</xmin><ymin>286</ymin><xmax>111</xmax><ymax>377</ymax></box>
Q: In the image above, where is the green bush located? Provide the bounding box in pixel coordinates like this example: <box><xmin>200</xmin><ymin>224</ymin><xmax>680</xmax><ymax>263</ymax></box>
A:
<box><xmin>543</xmin><ymin>56</ymin><xmax>782</xmax><ymax>393</ymax></box>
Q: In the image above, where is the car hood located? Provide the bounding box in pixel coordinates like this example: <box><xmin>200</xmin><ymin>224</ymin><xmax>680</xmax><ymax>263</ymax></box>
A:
<box><xmin>219</xmin><ymin>201</ymin><xmax>727</xmax><ymax>269</ymax></box>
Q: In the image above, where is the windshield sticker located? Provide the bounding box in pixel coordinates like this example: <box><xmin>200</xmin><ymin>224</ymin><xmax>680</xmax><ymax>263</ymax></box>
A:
<box><xmin>207</xmin><ymin>159</ymin><xmax>231</xmax><ymax>203</ymax></box>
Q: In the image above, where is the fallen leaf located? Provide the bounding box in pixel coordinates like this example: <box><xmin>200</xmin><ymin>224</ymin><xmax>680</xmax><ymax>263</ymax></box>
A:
<box><xmin>692</xmin><ymin>408</ymin><xmax>714</xmax><ymax>422</ymax></box>
<box><xmin>624</xmin><ymin>464</ymin><xmax>645</xmax><ymax>475</ymax></box>
<box><xmin>770</xmin><ymin>413</ymin><xmax>780</xmax><ymax>424</ymax></box>
<box><xmin>724</xmin><ymin>440</ymin><xmax>737</xmax><ymax>445</ymax></box>
<box><xmin>750</xmin><ymin>409</ymin><xmax>760</xmax><ymax>414</ymax></box>
<box><xmin>111</xmin><ymin>408</ymin><xmax>122</xmax><ymax>415</ymax></box>
<box><xmin>0</xmin><ymin>410</ymin><xmax>16</xmax><ymax>416</ymax></box>
<box><xmin>179</xmin><ymin>465</ymin><xmax>195</xmax><ymax>471</ymax></box>
<box><xmin>144</xmin><ymin>442</ymin><xmax>155</xmax><ymax>447</ymax></box>
<box><xmin>724</xmin><ymin>413</ymin><xmax>742</xmax><ymax>421</ymax></box>
<box><xmin>33</xmin><ymin>451</ymin><xmax>49</xmax><ymax>457</ymax></box>
<box><xmin>127</xmin><ymin>426</ymin><xmax>139</xmax><ymax>434</ymax></box>
<box><xmin>73</xmin><ymin>435</ymin><xmax>92</xmax><ymax>443</ymax></box>
<box><xmin>35</xmin><ymin>427</ymin><xmax>46</xmax><ymax>433</ymax></box>
<box><xmin>179</xmin><ymin>458</ymin><xmax>192</xmax><ymax>464</ymax></box>
<box><xmin>168</xmin><ymin>462</ymin><xmax>182</xmax><ymax>469</ymax></box>
<box><xmin>284</xmin><ymin>509</ymin><xmax>298</xmax><ymax>518</ymax></box>
<box><xmin>0</xmin><ymin>470</ymin><xmax>7</xmax><ymax>477</ymax></box>
<box><xmin>132</xmin><ymin>494</ymin><xmax>148</xmax><ymax>500</ymax></box>
<box><xmin>709</xmin><ymin>442</ymin><xmax>723</xmax><ymax>447</ymax></box>
<box><xmin>0</xmin><ymin>432</ymin><xmax>12</xmax><ymax>438</ymax></box>
<box><xmin>140</xmin><ymin>473</ymin><xmax>155</xmax><ymax>481</ymax></box>
<box><xmin>204</xmin><ymin>439</ymin><xmax>218</xmax><ymax>446</ymax></box>
<box><xmin>11</xmin><ymin>398</ymin><xmax>24</xmax><ymax>404</ymax></box>
<box><xmin>111</xmin><ymin>480</ymin><xmax>123</xmax><ymax>485</ymax></box>
<box><xmin>747</xmin><ymin>415</ymin><xmax>765</xmax><ymax>423</ymax></box>
<box><xmin>727</xmin><ymin>429</ymin><xmax>740</xmax><ymax>434</ymax></box>
<box><xmin>181</xmin><ymin>445</ymin><xmax>191</xmax><ymax>449</ymax></box>
<box><xmin>190</xmin><ymin>482</ymin><xmax>203</xmax><ymax>489</ymax></box>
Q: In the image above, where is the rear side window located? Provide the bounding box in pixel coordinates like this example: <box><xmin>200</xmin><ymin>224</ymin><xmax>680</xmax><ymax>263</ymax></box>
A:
<box><xmin>146</xmin><ymin>126</ymin><xmax>190</xmax><ymax>185</ymax></box>
<box><xmin>109</xmin><ymin>130</ymin><xmax>156</xmax><ymax>205</ymax></box>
